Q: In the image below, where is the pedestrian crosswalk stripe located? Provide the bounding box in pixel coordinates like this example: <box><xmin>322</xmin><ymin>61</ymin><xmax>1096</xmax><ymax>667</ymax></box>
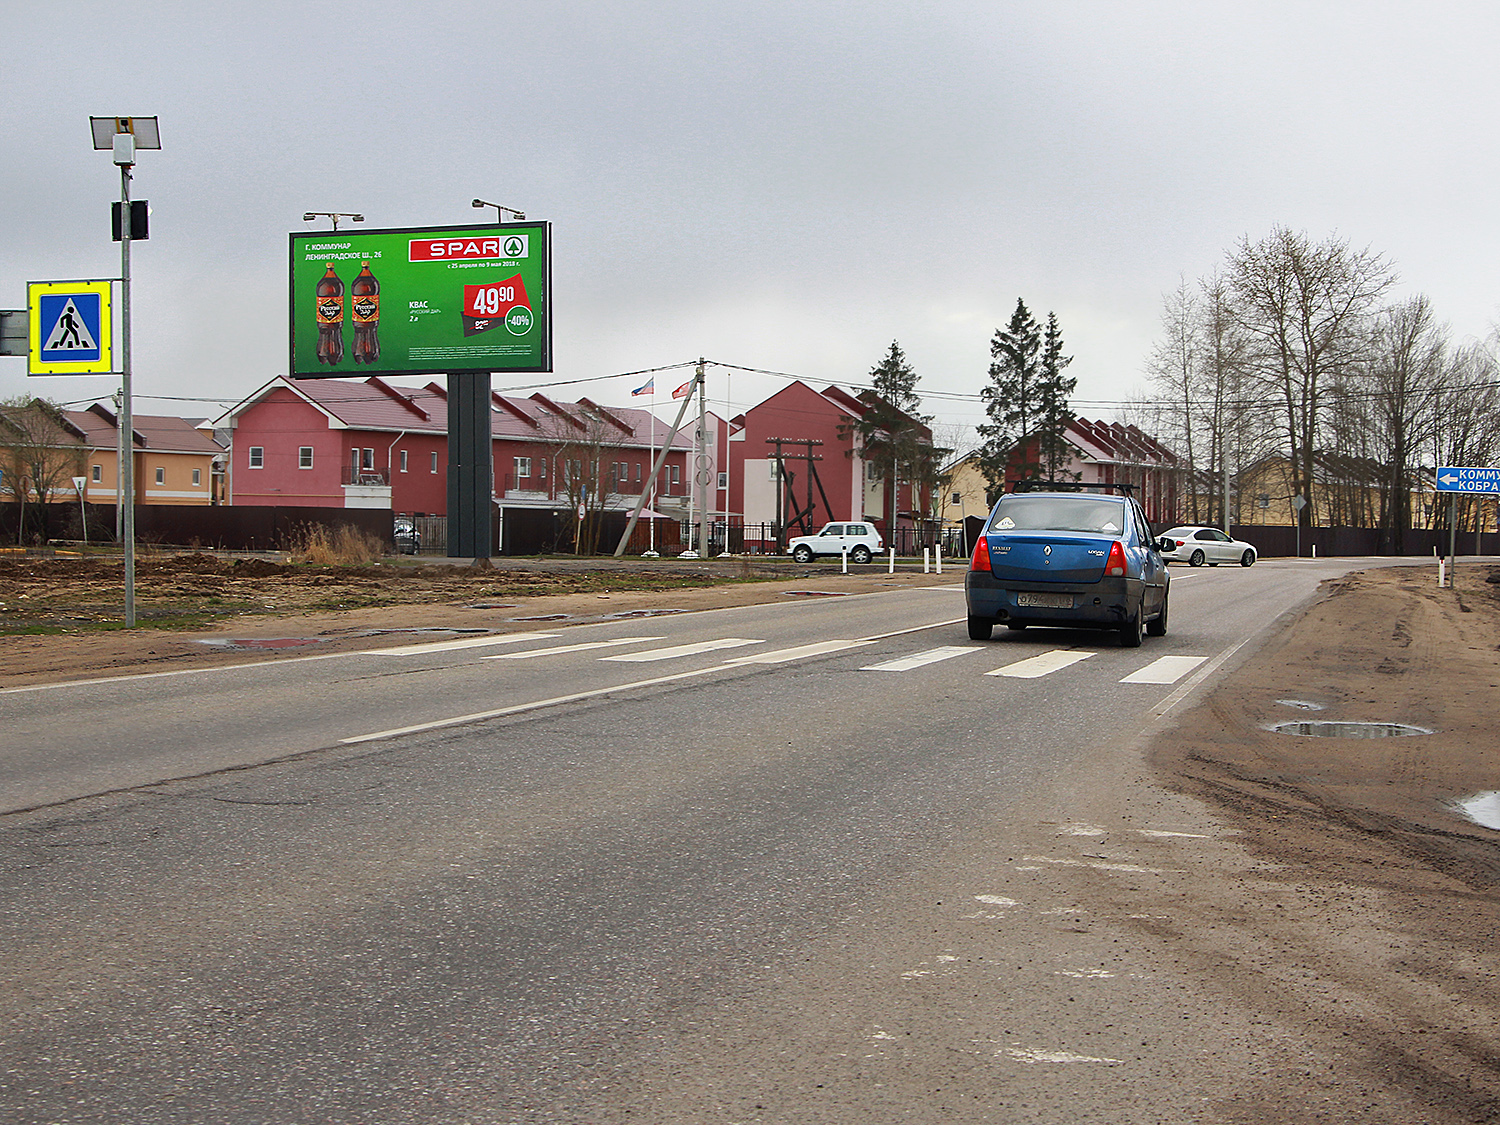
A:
<box><xmin>364</xmin><ymin>633</ymin><xmax>561</xmax><ymax>656</ymax></box>
<box><xmin>602</xmin><ymin>638</ymin><xmax>763</xmax><ymax>662</ymax></box>
<box><xmin>724</xmin><ymin>639</ymin><xmax>873</xmax><ymax>664</ymax></box>
<box><xmin>862</xmin><ymin>645</ymin><xmax>980</xmax><ymax>672</ymax></box>
<box><xmin>485</xmin><ymin>636</ymin><xmax>664</xmax><ymax>659</ymax></box>
<box><xmin>985</xmin><ymin>649</ymin><xmax>1095</xmax><ymax>679</ymax></box>
<box><xmin>1119</xmin><ymin>655</ymin><xmax>1207</xmax><ymax>684</ymax></box>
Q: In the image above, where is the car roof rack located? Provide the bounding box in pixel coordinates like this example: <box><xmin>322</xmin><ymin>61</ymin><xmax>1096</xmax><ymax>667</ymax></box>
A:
<box><xmin>1011</xmin><ymin>479</ymin><xmax>1135</xmax><ymax>496</ymax></box>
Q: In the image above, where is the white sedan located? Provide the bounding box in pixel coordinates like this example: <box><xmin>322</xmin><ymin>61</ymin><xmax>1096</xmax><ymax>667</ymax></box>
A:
<box><xmin>1158</xmin><ymin>525</ymin><xmax>1257</xmax><ymax>567</ymax></box>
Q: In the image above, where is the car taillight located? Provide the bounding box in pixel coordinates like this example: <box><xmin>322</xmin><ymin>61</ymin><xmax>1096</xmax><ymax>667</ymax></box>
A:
<box><xmin>1106</xmin><ymin>540</ymin><xmax>1128</xmax><ymax>576</ymax></box>
<box><xmin>970</xmin><ymin>536</ymin><xmax>991</xmax><ymax>571</ymax></box>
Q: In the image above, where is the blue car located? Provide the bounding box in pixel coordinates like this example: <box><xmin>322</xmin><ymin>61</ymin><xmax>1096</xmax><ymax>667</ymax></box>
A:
<box><xmin>964</xmin><ymin>486</ymin><xmax>1169</xmax><ymax>647</ymax></box>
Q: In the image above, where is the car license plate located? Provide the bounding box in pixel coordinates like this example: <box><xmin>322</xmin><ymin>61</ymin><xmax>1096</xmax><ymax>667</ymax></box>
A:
<box><xmin>1016</xmin><ymin>592</ymin><xmax>1073</xmax><ymax>609</ymax></box>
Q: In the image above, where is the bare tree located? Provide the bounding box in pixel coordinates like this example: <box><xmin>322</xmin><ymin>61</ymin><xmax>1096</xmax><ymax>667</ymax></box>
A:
<box><xmin>1429</xmin><ymin>341</ymin><xmax>1500</xmax><ymax>533</ymax></box>
<box><xmin>1361</xmin><ymin>296</ymin><xmax>1447</xmax><ymax>550</ymax></box>
<box><xmin>534</xmin><ymin>399</ymin><xmax>632</xmax><ymax>554</ymax></box>
<box><xmin>1227</xmin><ymin>227</ymin><xmax>1395</xmax><ymax>528</ymax></box>
<box><xmin>0</xmin><ymin>397</ymin><xmax>86</xmax><ymax>545</ymax></box>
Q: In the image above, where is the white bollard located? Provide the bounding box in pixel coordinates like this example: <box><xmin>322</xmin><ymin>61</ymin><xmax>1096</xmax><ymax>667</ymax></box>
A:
<box><xmin>888</xmin><ymin>546</ymin><xmax>896</xmax><ymax>573</ymax></box>
<box><xmin>1438</xmin><ymin>558</ymin><xmax>1446</xmax><ymax>587</ymax></box>
<box><xmin>936</xmin><ymin>546</ymin><xmax>942</xmax><ymax>575</ymax></box>
<box><xmin>923</xmin><ymin>547</ymin><xmax>930</xmax><ymax>573</ymax></box>
<box><xmin>841</xmin><ymin>546</ymin><xmax>849</xmax><ymax>574</ymax></box>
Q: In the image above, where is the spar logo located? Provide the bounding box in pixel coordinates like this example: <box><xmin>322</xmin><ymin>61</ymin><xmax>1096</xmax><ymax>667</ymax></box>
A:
<box><xmin>409</xmin><ymin>234</ymin><xmax>529</xmax><ymax>262</ymax></box>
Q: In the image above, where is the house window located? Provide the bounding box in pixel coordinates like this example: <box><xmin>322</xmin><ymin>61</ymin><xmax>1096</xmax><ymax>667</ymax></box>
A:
<box><xmin>1258</xmin><ymin>495</ymin><xmax>1270</xmax><ymax>509</ymax></box>
<box><xmin>193</xmin><ymin>468</ymin><xmax>202</xmax><ymax>486</ymax></box>
<box><xmin>537</xmin><ymin>459</ymin><xmax>546</xmax><ymax>479</ymax></box>
<box><xmin>951</xmin><ymin>491</ymin><xmax>961</xmax><ymax>505</ymax></box>
<box><xmin>431</xmin><ymin>451</ymin><xmax>439</xmax><ymax>473</ymax></box>
<box><xmin>514</xmin><ymin>456</ymin><xmax>531</xmax><ymax>479</ymax></box>
<box><xmin>362</xmin><ymin>448</ymin><xmax>375</xmax><ymax>471</ymax></box>
<box><xmin>399</xmin><ymin>450</ymin><xmax>408</xmax><ymax>473</ymax></box>
<box><xmin>155</xmin><ymin>467</ymin><xmax>165</xmax><ymax>485</ymax></box>
<box><xmin>635</xmin><ymin>462</ymin><xmax>642</xmax><ymax>482</ymax></box>
<box><xmin>668</xmin><ymin>465</ymin><xmax>681</xmax><ymax>491</ymax></box>
<box><xmin>249</xmin><ymin>447</ymin><xmax>264</xmax><ymax>469</ymax></box>
<box><xmin>91</xmin><ymin>464</ymin><xmax>102</xmax><ymax>482</ymax></box>
<box><xmin>299</xmin><ymin>447</ymin><xmax>314</xmax><ymax>469</ymax></box>
<box><xmin>717</xmin><ymin>471</ymin><xmax>727</xmax><ymax>490</ymax></box>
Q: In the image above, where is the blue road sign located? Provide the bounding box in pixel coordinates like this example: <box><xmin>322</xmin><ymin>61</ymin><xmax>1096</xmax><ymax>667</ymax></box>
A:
<box><xmin>1435</xmin><ymin>466</ymin><xmax>1500</xmax><ymax>494</ymax></box>
<box><xmin>39</xmin><ymin>292</ymin><xmax>102</xmax><ymax>362</ymax></box>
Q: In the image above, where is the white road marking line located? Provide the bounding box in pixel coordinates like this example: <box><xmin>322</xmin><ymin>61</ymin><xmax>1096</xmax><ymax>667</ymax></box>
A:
<box><xmin>1119</xmin><ymin>655</ymin><xmax>1207</xmax><ymax>684</ymax></box>
<box><xmin>1137</xmin><ymin>829</ymin><xmax>1211</xmax><ymax>838</ymax></box>
<box><xmin>485</xmin><ymin>636</ymin><xmax>663</xmax><ymax>659</ymax></box>
<box><xmin>861</xmin><ymin>645</ymin><xmax>979</xmax><ymax>672</ymax></box>
<box><xmin>363</xmin><ymin>633</ymin><xmax>560</xmax><ymax>656</ymax></box>
<box><xmin>985</xmin><ymin>649</ymin><xmax>1094</xmax><ymax>678</ymax></box>
<box><xmin>344</xmin><ymin>636</ymin><xmax>880</xmax><ymax>744</ymax></box>
<box><xmin>1149</xmin><ymin>634</ymin><xmax>1258</xmax><ymax>718</ymax></box>
<box><xmin>601</xmin><ymin>638</ymin><xmax>763</xmax><ymax>662</ymax></box>
<box><xmin>723</xmin><ymin>640</ymin><xmax>874</xmax><ymax>664</ymax></box>
<box><xmin>1002</xmin><ymin>1047</ymin><xmax>1122</xmax><ymax>1065</ymax></box>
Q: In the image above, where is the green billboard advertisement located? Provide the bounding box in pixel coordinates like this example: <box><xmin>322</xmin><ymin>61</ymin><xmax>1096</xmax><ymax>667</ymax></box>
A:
<box><xmin>288</xmin><ymin>221</ymin><xmax>551</xmax><ymax>378</ymax></box>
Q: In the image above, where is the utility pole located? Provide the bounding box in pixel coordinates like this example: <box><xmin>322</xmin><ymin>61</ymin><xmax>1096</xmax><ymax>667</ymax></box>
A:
<box><xmin>695</xmin><ymin>358</ymin><xmax>711</xmax><ymax>556</ymax></box>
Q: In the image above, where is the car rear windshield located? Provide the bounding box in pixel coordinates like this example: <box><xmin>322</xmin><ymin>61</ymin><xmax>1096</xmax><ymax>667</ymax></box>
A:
<box><xmin>988</xmin><ymin>495</ymin><xmax>1128</xmax><ymax>535</ymax></box>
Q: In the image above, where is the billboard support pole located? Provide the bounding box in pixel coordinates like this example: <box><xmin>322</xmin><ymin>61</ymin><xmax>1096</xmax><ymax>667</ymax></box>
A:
<box><xmin>447</xmin><ymin>371</ymin><xmax>494</xmax><ymax>560</ymax></box>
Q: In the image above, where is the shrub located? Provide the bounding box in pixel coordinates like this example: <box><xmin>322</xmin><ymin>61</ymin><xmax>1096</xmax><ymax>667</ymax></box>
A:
<box><xmin>290</xmin><ymin>523</ymin><xmax>384</xmax><ymax>566</ymax></box>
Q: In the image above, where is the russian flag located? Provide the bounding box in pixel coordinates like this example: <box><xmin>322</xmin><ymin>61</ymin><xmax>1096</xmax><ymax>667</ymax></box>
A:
<box><xmin>631</xmin><ymin>377</ymin><xmax>654</xmax><ymax>396</ymax></box>
<box><xmin>672</xmin><ymin>379</ymin><xmax>693</xmax><ymax>399</ymax></box>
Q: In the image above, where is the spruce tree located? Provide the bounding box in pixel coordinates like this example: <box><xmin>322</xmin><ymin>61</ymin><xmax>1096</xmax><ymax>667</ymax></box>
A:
<box><xmin>848</xmin><ymin>342</ymin><xmax>933</xmax><ymax>533</ymax></box>
<box><xmin>976</xmin><ymin>299</ymin><xmax>1042</xmax><ymax>501</ymax></box>
<box><xmin>1037</xmin><ymin>311</ymin><xmax>1077</xmax><ymax>479</ymax></box>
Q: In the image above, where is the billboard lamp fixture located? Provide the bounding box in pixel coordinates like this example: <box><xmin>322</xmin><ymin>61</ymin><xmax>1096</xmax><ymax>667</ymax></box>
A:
<box><xmin>303</xmin><ymin>211</ymin><xmax>364</xmax><ymax>231</ymax></box>
<box><xmin>472</xmin><ymin>198</ymin><xmax>525</xmax><ymax>222</ymax></box>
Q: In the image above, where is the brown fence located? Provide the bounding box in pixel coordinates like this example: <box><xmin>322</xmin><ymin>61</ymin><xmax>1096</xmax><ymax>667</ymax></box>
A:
<box><xmin>0</xmin><ymin>503</ymin><xmax>395</xmax><ymax>552</ymax></box>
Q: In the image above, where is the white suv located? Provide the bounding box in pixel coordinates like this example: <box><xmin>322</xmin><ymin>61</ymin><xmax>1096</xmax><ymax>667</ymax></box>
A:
<box><xmin>787</xmin><ymin>522</ymin><xmax>884</xmax><ymax>564</ymax></box>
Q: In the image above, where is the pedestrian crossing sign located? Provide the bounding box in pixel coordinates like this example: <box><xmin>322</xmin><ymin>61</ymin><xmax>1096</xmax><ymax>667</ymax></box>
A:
<box><xmin>27</xmin><ymin>280</ymin><xmax>114</xmax><ymax>375</ymax></box>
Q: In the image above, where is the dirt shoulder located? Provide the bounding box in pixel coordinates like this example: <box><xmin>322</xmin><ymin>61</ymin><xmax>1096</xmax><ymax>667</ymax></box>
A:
<box><xmin>1142</xmin><ymin>564</ymin><xmax>1500</xmax><ymax>1119</ymax></box>
<box><xmin>0</xmin><ymin>553</ymin><xmax>963</xmax><ymax>687</ymax></box>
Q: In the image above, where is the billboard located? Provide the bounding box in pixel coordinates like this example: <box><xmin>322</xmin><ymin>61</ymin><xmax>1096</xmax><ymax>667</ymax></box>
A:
<box><xmin>289</xmin><ymin>222</ymin><xmax>551</xmax><ymax>379</ymax></box>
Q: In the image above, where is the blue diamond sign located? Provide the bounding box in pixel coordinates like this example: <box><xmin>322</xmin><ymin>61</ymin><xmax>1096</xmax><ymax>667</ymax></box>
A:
<box><xmin>1435</xmin><ymin>466</ymin><xmax>1500</xmax><ymax>495</ymax></box>
<box><xmin>28</xmin><ymin>280</ymin><xmax>114</xmax><ymax>375</ymax></box>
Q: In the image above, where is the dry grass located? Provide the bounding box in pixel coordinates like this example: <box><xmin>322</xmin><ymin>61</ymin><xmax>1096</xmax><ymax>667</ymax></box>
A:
<box><xmin>288</xmin><ymin>523</ymin><xmax>386</xmax><ymax>566</ymax></box>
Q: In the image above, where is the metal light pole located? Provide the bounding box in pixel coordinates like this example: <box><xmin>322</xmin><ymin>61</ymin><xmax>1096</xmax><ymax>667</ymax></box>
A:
<box><xmin>91</xmin><ymin>116</ymin><xmax>160</xmax><ymax>627</ymax></box>
<box><xmin>302</xmin><ymin>211</ymin><xmax>364</xmax><ymax>231</ymax></box>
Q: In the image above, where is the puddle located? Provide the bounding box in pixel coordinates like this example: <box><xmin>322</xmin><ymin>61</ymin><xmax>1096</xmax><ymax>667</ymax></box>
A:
<box><xmin>1276</xmin><ymin>699</ymin><xmax>1326</xmax><ymax>711</ymax></box>
<box><xmin>508</xmin><ymin>613</ymin><xmax>571</xmax><ymax>622</ymax></box>
<box><xmin>1268</xmin><ymin>720</ymin><xmax>1432</xmax><ymax>738</ymax></box>
<box><xmin>784</xmin><ymin>590</ymin><xmax>851</xmax><ymax>598</ymax></box>
<box><xmin>463</xmin><ymin>603</ymin><xmax>519</xmax><ymax>610</ymax></box>
<box><xmin>197</xmin><ymin>637</ymin><xmax>328</xmax><ymax>651</ymax></box>
<box><xmin>601</xmin><ymin>608</ymin><xmax>684</xmax><ymax>619</ymax></box>
<box><xmin>1452</xmin><ymin>792</ymin><xmax>1500</xmax><ymax>830</ymax></box>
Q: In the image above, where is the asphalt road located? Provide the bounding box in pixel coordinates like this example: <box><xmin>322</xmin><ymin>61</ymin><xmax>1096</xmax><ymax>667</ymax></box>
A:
<box><xmin>0</xmin><ymin>558</ymin><xmax>1416</xmax><ymax>1123</ymax></box>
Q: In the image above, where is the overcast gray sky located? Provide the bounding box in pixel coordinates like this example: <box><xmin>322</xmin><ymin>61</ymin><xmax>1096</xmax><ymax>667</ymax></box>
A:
<box><xmin>4</xmin><ymin>1</ymin><xmax>1498</xmax><ymax>445</ymax></box>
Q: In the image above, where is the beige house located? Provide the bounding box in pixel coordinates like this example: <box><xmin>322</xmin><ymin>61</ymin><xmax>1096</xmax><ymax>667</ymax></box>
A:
<box><xmin>65</xmin><ymin>405</ymin><xmax>223</xmax><ymax>506</ymax></box>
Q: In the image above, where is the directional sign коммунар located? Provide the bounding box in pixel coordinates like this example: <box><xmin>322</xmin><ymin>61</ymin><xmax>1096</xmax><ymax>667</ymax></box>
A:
<box><xmin>1435</xmin><ymin>466</ymin><xmax>1500</xmax><ymax>494</ymax></box>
